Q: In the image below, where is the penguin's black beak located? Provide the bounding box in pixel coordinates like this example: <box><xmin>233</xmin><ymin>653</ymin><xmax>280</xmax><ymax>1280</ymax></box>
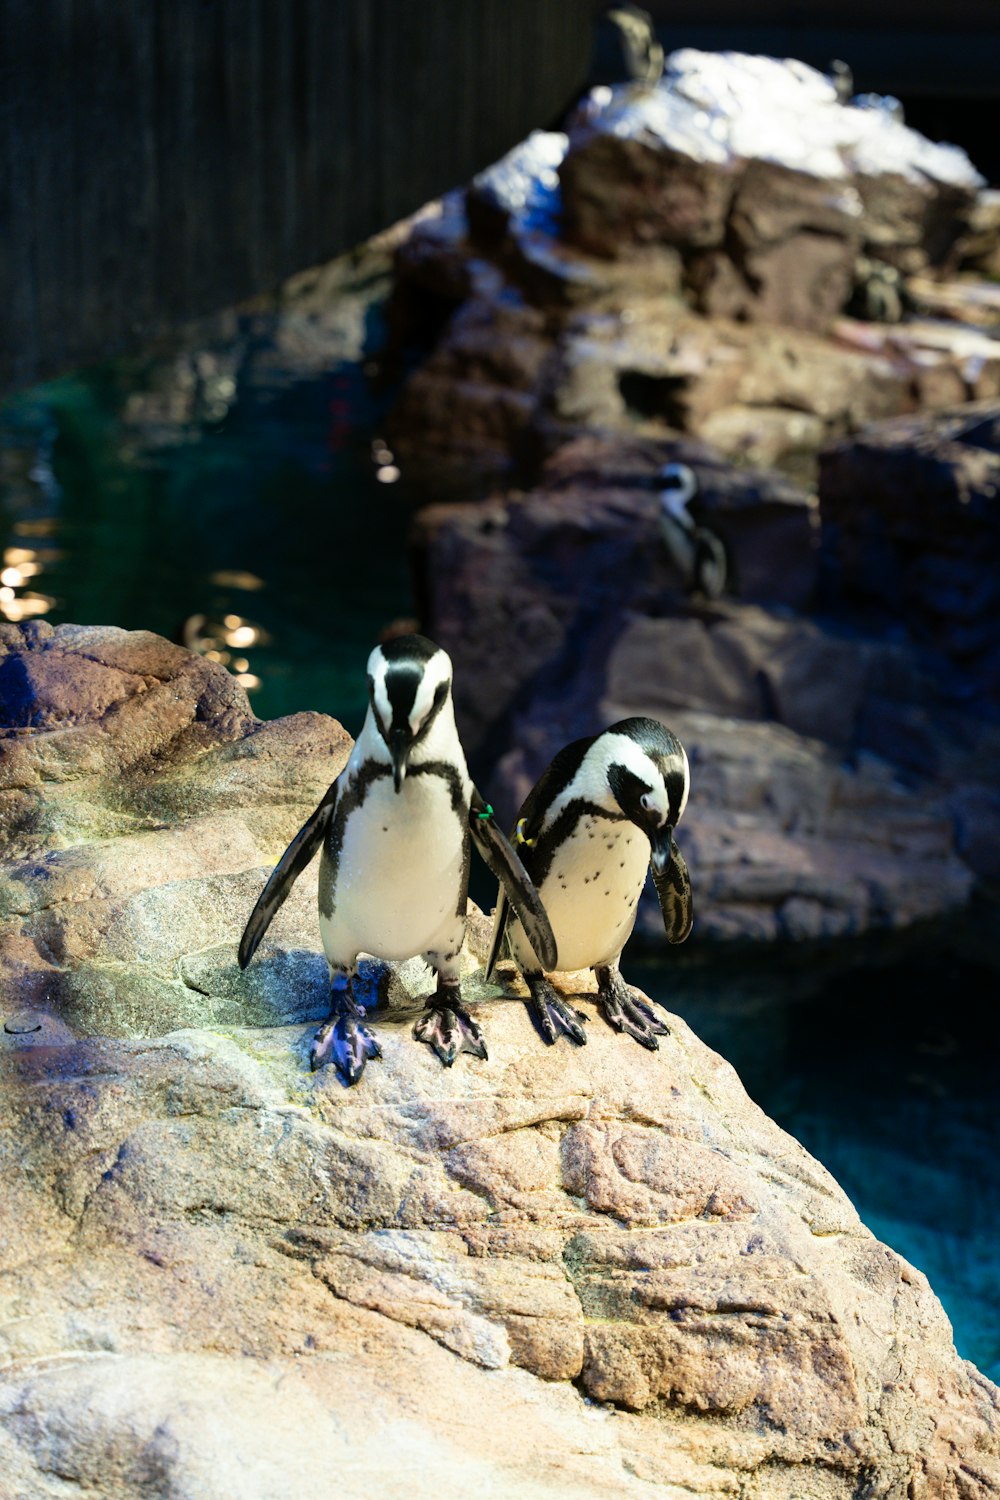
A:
<box><xmin>388</xmin><ymin>727</ymin><xmax>413</xmax><ymax>793</ymax></box>
<box><xmin>649</xmin><ymin>823</ymin><xmax>675</xmax><ymax>876</ymax></box>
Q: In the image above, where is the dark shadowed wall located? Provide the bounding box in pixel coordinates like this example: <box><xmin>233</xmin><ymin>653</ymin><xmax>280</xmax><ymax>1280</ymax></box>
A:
<box><xmin>0</xmin><ymin>0</ymin><xmax>595</xmax><ymax>395</ymax></box>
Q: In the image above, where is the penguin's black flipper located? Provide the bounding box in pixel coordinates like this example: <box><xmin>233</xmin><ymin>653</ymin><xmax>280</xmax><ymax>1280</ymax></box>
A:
<box><xmin>470</xmin><ymin>790</ymin><xmax>557</xmax><ymax>974</ymax></box>
<box><xmin>485</xmin><ymin>888</ymin><xmax>510</xmax><ymax>982</ymax></box>
<box><xmin>238</xmin><ymin>783</ymin><xmax>339</xmax><ymax>970</ymax></box>
<box><xmin>650</xmin><ymin>834</ymin><xmax>693</xmax><ymax>944</ymax></box>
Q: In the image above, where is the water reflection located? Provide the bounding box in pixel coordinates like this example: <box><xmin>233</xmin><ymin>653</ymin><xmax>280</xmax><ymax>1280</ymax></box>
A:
<box><xmin>180</xmin><ymin>610</ymin><xmax>269</xmax><ymax>692</ymax></box>
<box><xmin>0</xmin><ymin>243</ymin><xmax>413</xmax><ymax>735</ymax></box>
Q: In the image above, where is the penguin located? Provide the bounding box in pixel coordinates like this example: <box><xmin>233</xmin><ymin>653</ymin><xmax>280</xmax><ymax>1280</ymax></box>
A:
<box><xmin>486</xmin><ymin>717</ymin><xmax>693</xmax><ymax>1050</ymax></box>
<box><xmin>658</xmin><ymin>463</ymin><xmax>728</xmax><ymax>600</ymax></box>
<box><xmin>591</xmin><ymin>4</ymin><xmax>664</xmax><ymax>89</ymax></box>
<box><xmin>829</xmin><ymin>59</ymin><xmax>854</xmax><ymax>105</ymax></box>
<box><xmin>238</xmin><ymin>635</ymin><xmax>557</xmax><ymax>1085</ymax></box>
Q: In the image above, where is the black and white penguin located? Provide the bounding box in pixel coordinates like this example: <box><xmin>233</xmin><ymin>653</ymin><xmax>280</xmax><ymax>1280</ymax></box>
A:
<box><xmin>487</xmin><ymin>717</ymin><xmax>693</xmax><ymax>1049</ymax></box>
<box><xmin>238</xmin><ymin>635</ymin><xmax>556</xmax><ymax>1085</ymax></box>
<box><xmin>658</xmin><ymin>463</ymin><xmax>728</xmax><ymax>600</ymax></box>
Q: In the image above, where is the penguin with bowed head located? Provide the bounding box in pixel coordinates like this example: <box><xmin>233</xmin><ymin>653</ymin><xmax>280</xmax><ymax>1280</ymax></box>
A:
<box><xmin>238</xmin><ymin>634</ymin><xmax>557</xmax><ymax>1085</ymax></box>
<box><xmin>487</xmin><ymin>717</ymin><xmax>693</xmax><ymax>1048</ymax></box>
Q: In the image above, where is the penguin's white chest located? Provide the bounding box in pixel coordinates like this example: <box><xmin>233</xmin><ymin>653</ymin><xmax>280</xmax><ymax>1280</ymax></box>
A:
<box><xmin>319</xmin><ymin>772</ymin><xmax>467</xmax><ymax>962</ymax></box>
<box><xmin>514</xmin><ymin>815</ymin><xmax>649</xmax><ymax>973</ymax></box>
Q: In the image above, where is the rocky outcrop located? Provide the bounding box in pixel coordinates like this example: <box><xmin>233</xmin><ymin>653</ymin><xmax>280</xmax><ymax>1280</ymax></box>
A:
<box><xmin>386</xmin><ymin>200</ymin><xmax>999</xmax><ymax>493</ymax></box>
<box><xmin>383</xmin><ymin>53</ymin><xmax>999</xmax><ymax>492</ymax></box>
<box><xmin>1</xmin><ymin>621</ymin><xmax>998</xmax><ymax>1497</ymax></box>
<box><xmin>412</xmin><ymin>433</ymin><xmax>1000</xmax><ymax>939</ymax></box>
<box><xmin>820</xmin><ymin>401</ymin><xmax>1000</xmax><ymax>703</ymax></box>
<box><xmin>0</xmin><ymin>620</ymin><xmax>350</xmax><ymax>1034</ymax></box>
<box><xmin>4</xmin><ymin>996</ymin><xmax>1000</xmax><ymax>1500</ymax></box>
<box><xmin>411</xmin><ymin>432</ymin><xmax>818</xmax><ymax>759</ymax></box>
<box><xmin>561</xmin><ymin>51</ymin><xmax>983</xmax><ymax>327</ymax></box>
<box><xmin>497</xmin><ymin>700</ymin><xmax>974</xmax><ymax>945</ymax></box>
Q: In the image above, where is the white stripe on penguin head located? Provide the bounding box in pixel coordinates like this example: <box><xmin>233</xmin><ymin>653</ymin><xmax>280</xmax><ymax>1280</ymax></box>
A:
<box><xmin>367</xmin><ymin>646</ymin><xmax>393</xmax><ymax>736</ymax></box>
<box><xmin>408</xmin><ymin>648</ymin><xmax>452</xmax><ymax>731</ymax></box>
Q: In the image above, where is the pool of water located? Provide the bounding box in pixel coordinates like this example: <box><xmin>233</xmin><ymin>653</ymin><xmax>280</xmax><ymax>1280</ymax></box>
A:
<box><xmin>1</xmin><ymin>251</ymin><xmax>997</xmax><ymax>1383</ymax></box>
<box><xmin>0</xmin><ymin>249</ymin><xmax>413</xmax><ymax>739</ymax></box>
<box><xmin>634</xmin><ymin>911</ymin><xmax>1000</xmax><ymax>1384</ymax></box>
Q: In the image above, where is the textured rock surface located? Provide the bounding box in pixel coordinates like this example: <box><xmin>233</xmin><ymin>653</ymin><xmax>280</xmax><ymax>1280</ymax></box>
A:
<box><xmin>384</xmin><ymin>65</ymin><xmax>998</xmax><ymax>492</ymax></box>
<box><xmin>820</xmin><ymin>401</ymin><xmax>1000</xmax><ymax>700</ymax></box>
<box><xmin>497</xmin><ymin>704</ymin><xmax>973</xmax><ymax>945</ymax></box>
<box><xmin>412</xmin><ymin>435</ymin><xmax>991</xmax><ymax>940</ymax></box>
<box><xmin>412</xmin><ymin>432</ymin><xmax>818</xmax><ymax>759</ymax></box>
<box><xmin>561</xmin><ymin>51</ymin><xmax>982</xmax><ymax>319</ymax></box>
<box><xmin>3</xmin><ymin>984</ymin><xmax>1000</xmax><ymax>1498</ymax></box>
<box><xmin>0</xmin><ymin>621</ymin><xmax>998</xmax><ymax>1497</ymax></box>
<box><xmin>0</xmin><ymin>621</ymin><xmax>351</xmax><ymax>1034</ymax></box>
<box><xmin>386</xmin><ymin>193</ymin><xmax>999</xmax><ymax>494</ymax></box>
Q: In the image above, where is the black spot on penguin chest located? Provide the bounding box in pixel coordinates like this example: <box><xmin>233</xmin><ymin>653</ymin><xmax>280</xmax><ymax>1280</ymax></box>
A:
<box><xmin>538</xmin><ymin>803</ymin><xmax>636</xmax><ymax>895</ymax></box>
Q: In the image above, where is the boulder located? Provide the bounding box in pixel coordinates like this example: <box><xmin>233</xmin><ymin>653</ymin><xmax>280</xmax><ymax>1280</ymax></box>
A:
<box><xmin>412</xmin><ymin>456</ymin><xmax>1000</xmax><ymax>939</ymax></box>
<box><xmin>411</xmin><ymin>432</ymin><xmax>818</xmax><ymax>761</ymax></box>
<box><xmin>0</xmin><ymin>621</ymin><xmax>350</xmax><ymax>1033</ymax></box>
<box><xmin>561</xmin><ymin>51</ymin><xmax>984</xmax><ymax>324</ymax></box>
<box><xmin>0</xmin><ymin>621</ymin><xmax>998</xmax><ymax>1497</ymax></box>
<box><xmin>819</xmin><ymin>401</ymin><xmax>1000</xmax><ymax>700</ymax></box>
<box><xmin>1</xmin><ymin>983</ymin><xmax>998</xmax><ymax>1499</ymax></box>
<box><xmin>496</xmin><ymin>703</ymin><xmax>974</xmax><ymax>945</ymax></box>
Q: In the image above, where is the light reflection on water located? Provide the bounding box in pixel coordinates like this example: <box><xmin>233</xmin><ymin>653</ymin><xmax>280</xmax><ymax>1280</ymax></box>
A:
<box><xmin>1</xmin><ymin>249</ymin><xmax>998</xmax><ymax>1385</ymax></box>
<box><xmin>0</xmin><ymin>249</ymin><xmax>413</xmax><ymax>738</ymax></box>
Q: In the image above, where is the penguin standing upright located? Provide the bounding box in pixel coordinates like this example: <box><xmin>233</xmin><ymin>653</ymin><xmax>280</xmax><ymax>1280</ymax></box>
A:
<box><xmin>658</xmin><ymin>463</ymin><xmax>728</xmax><ymax>600</ymax></box>
<box><xmin>239</xmin><ymin>635</ymin><xmax>556</xmax><ymax>1084</ymax></box>
<box><xmin>488</xmin><ymin>718</ymin><xmax>693</xmax><ymax>1049</ymax></box>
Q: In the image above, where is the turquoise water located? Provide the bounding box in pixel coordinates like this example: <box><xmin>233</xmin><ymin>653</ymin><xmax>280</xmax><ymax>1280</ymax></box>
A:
<box><xmin>1</xmin><ymin>273</ymin><xmax>997</xmax><ymax>1384</ymax></box>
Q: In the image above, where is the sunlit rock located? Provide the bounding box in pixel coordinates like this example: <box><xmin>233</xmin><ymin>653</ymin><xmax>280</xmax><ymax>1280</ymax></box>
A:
<box><xmin>0</xmin><ymin>622</ymin><xmax>997</xmax><ymax>1495</ymax></box>
<box><xmin>385</xmin><ymin>61</ymin><xmax>996</xmax><ymax>487</ymax></box>
<box><xmin>0</xmin><ymin>621</ymin><xmax>350</xmax><ymax>1032</ymax></box>
<box><xmin>561</xmin><ymin>49</ymin><xmax>983</xmax><ymax>327</ymax></box>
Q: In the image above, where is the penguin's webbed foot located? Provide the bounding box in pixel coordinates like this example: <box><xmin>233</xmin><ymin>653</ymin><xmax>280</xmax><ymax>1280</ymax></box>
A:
<box><xmin>310</xmin><ymin>998</ymin><xmax>382</xmax><ymax>1085</ymax></box>
<box><xmin>596</xmin><ymin>967</ymin><xmax>669</xmax><ymax>1051</ymax></box>
<box><xmin>414</xmin><ymin>1002</ymin><xmax>488</xmax><ymax>1067</ymax></box>
<box><xmin>526</xmin><ymin>977</ymin><xmax>587</xmax><ymax>1048</ymax></box>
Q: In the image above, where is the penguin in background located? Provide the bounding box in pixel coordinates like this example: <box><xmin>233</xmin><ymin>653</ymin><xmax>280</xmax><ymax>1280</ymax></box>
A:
<box><xmin>487</xmin><ymin>718</ymin><xmax>693</xmax><ymax>1050</ymax></box>
<box><xmin>238</xmin><ymin>635</ymin><xmax>557</xmax><ymax>1085</ymax></box>
<box><xmin>658</xmin><ymin>462</ymin><xmax>729</xmax><ymax>601</ymax></box>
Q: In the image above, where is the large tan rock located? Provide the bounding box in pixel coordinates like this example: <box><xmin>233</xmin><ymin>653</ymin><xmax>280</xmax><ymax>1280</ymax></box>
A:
<box><xmin>0</xmin><ymin>621</ymin><xmax>351</xmax><ymax>1034</ymax></box>
<box><xmin>0</xmin><ymin>622</ymin><xmax>997</xmax><ymax>1498</ymax></box>
<box><xmin>2</xmin><ymin>991</ymin><xmax>999</xmax><ymax>1497</ymax></box>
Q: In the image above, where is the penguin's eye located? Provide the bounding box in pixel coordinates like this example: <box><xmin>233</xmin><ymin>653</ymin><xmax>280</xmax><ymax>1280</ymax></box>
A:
<box><xmin>640</xmin><ymin>793</ymin><xmax>653</xmax><ymax>813</ymax></box>
<box><xmin>432</xmin><ymin>681</ymin><xmax>449</xmax><ymax>707</ymax></box>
